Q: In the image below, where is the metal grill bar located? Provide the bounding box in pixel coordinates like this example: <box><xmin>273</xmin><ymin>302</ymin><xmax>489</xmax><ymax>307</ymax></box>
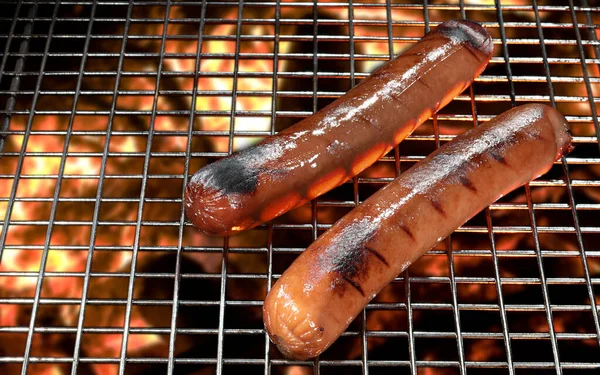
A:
<box><xmin>117</xmin><ymin>2</ymin><xmax>172</xmax><ymax>374</ymax></box>
<box><xmin>310</xmin><ymin>4</ymin><xmax>320</xmax><ymax>373</ymax></box>
<box><xmin>545</xmin><ymin>0</ymin><xmax>600</xmax><ymax>352</ymax></box>
<box><xmin>165</xmin><ymin>1</ymin><xmax>208</xmax><ymax>374</ymax></box>
<box><xmin>491</xmin><ymin>3</ymin><xmax>517</xmax><ymax>373</ymax></box>
<box><xmin>0</xmin><ymin>3</ymin><xmax>37</xmax><ymax>257</ymax></box>
<box><xmin>69</xmin><ymin>1</ymin><xmax>133</xmax><ymax>374</ymax></box>
<box><xmin>0</xmin><ymin>2</ymin><xmax>22</xmax><ymax>94</ymax></box>
<box><xmin>53</xmin><ymin>1</ymin><xmax>98</xmax><ymax>374</ymax></box>
<box><xmin>263</xmin><ymin>0</ymin><xmax>280</xmax><ymax>372</ymax></box>
<box><xmin>0</xmin><ymin>2</ymin><xmax>598</xmax><ymax>11</ymax></box>
<box><xmin>17</xmin><ymin>4</ymin><xmax>62</xmax><ymax>374</ymax></box>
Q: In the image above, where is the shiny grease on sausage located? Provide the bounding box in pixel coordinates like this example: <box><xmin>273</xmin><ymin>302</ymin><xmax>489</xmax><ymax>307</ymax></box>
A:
<box><xmin>185</xmin><ymin>19</ymin><xmax>493</xmax><ymax>236</ymax></box>
<box><xmin>263</xmin><ymin>104</ymin><xmax>573</xmax><ymax>360</ymax></box>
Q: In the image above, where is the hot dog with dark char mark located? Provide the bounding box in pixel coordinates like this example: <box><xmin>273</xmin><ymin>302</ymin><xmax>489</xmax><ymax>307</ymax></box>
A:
<box><xmin>185</xmin><ymin>19</ymin><xmax>493</xmax><ymax>236</ymax></box>
<box><xmin>263</xmin><ymin>104</ymin><xmax>573</xmax><ymax>360</ymax></box>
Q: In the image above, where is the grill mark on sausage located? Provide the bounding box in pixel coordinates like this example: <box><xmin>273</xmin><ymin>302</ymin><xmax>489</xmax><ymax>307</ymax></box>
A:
<box><xmin>489</xmin><ymin>151</ymin><xmax>509</xmax><ymax>166</ymax></box>
<box><xmin>342</xmin><ymin>276</ymin><xmax>366</xmax><ymax>297</ymax></box>
<box><xmin>355</xmin><ymin>112</ymin><xmax>375</xmax><ymax>127</ymax></box>
<box><xmin>459</xmin><ymin>175</ymin><xmax>477</xmax><ymax>193</ymax></box>
<box><xmin>399</xmin><ymin>224</ymin><xmax>416</xmax><ymax>241</ymax></box>
<box><xmin>430</xmin><ymin>199</ymin><xmax>447</xmax><ymax>217</ymax></box>
<box><xmin>366</xmin><ymin>247</ymin><xmax>389</xmax><ymax>267</ymax></box>
<box><xmin>418</xmin><ymin>76</ymin><xmax>433</xmax><ymax>90</ymax></box>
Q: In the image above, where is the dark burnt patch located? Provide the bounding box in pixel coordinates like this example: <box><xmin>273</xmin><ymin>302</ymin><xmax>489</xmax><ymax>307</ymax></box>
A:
<box><xmin>437</xmin><ymin>19</ymin><xmax>493</xmax><ymax>56</ymax></box>
<box><xmin>333</xmin><ymin>246</ymin><xmax>389</xmax><ymax>296</ymax></box>
<box><xmin>459</xmin><ymin>175</ymin><xmax>477</xmax><ymax>193</ymax></box>
<box><xmin>329</xmin><ymin>244</ymin><xmax>384</xmax><ymax>297</ymax></box>
<box><xmin>331</xmin><ymin>244</ymin><xmax>370</xmax><ymax>281</ymax></box>
<box><xmin>196</xmin><ymin>154</ymin><xmax>260</xmax><ymax>195</ymax></box>
<box><xmin>191</xmin><ymin>137</ymin><xmax>292</xmax><ymax>195</ymax></box>
<box><xmin>323</xmin><ymin>219</ymin><xmax>383</xmax><ymax>297</ymax></box>
<box><xmin>430</xmin><ymin>199</ymin><xmax>447</xmax><ymax>217</ymax></box>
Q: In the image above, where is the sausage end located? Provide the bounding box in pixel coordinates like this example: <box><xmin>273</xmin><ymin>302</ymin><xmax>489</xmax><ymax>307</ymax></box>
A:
<box><xmin>184</xmin><ymin>153</ymin><xmax>265</xmax><ymax>235</ymax></box>
<box><xmin>185</xmin><ymin>177</ymin><xmax>251</xmax><ymax>236</ymax></box>
<box><xmin>263</xmin><ymin>284</ymin><xmax>328</xmax><ymax>360</ymax></box>
<box><xmin>541</xmin><ymin>104</ymin><xmax>574</xmax><ymax>159</ymax></box>
<box><xmin>437</xmin><ymin>19</ymin><xmax>494</xmax><ymax>57</ymax></box>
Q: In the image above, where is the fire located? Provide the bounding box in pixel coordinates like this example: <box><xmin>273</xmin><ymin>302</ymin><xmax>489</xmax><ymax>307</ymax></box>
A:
<box><xmin>0</xmin><ymin>3</ymin><xmax>596</xmax><ymax>374</ymax></box>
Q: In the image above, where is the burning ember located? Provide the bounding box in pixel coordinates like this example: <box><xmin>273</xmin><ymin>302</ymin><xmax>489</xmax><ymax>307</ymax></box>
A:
<box><xmin>0</xmin><ymin>1</ymin><xmax>598</xmax><ymax>375</ymax></box>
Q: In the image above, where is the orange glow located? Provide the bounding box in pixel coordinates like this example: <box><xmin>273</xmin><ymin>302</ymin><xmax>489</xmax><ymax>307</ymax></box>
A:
<box><xmin>439</xmin><ymin>81</ymin><xmax>469</xmax><ymax>111</ymax></box>
<box><xmin>394</xmin><ymin>119</ymin><xmax>417</xmax><ymax>145</ymax></box>
<box><xmin>350</xmin><ymin>143</ymin><xmax>389</xmax><ymax>176</ymax></box>
<box><xmin>229</xmin><ymin>216</ymin><xmax>258</xmax><ymax>234</ymax></box>
<box><xmin>417</xmin><ymin>107</ymin><xmax>433</xmax><ymax>125</ymax></box>
<box><xmin>260</xmin><ymin>192</ymin><xmax>302</xmax><ymax>222</ymax></box>
<box><xmin>40</xmin><ymin>366</ymin><xmax>63</xmax><ymax>375</ymax></box>
<box><xmin>308</xmin><ymin>167</ymin><xmax>348</xmax><ymax>199</ymax></box>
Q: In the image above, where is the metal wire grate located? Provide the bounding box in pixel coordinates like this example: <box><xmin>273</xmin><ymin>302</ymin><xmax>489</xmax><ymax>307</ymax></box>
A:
<box><xmin>0</xmin><ymin>0</ymin><xmax>599</xmax><ymax>374</ymax></box>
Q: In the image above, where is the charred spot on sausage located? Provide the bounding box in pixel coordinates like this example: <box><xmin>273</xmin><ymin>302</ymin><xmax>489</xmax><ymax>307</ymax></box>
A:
<box><xmin>399</xmin><ymin>224</ymin><xmax>416</xmax><ymax>241</ymax></box>
<box><xmin>366</xmin><ymin>247</ymin><xmax>389</xmax><ymax>267</ymax></box>
<box><xmin>342</xmin><ymin>276</ymin><xmax>366</xmax><ymax>297</ymax></box>
<box><xmin>458</xmin><ymin>175</ymin><xmax>477</xmax><ymax>193</ymax></box>
<box><xmin>489</xmin><ymin>151</ymin><xmax>509</xmax><ymax>166</ymax></box>
<box><xmin>331</xmin><ymin>244</ymin><xmax>369</xmax><ymax>280</ymax></box>
<box><xmin>328</xmin><ymin>238</ymin><xmax>386</xmax><ymax>297</ymax></box>
<box><xmin>430</xmin><ymin>199</ymin><xmax>447</xmax><ymax>217</ymax></box>
<box><xmin>417</xmin><ymin>76</ymin><xmax>433</xmax><ymax>90</ymax></box>
<box><xmin>437</xmin><ymin>19</ymin><xmax>493</xmax><ymax>56</ymax></box>
<box><xmin>196</xmin><ymin>155</ymin><xmax>259</xmax><ymax>194</ymax></box>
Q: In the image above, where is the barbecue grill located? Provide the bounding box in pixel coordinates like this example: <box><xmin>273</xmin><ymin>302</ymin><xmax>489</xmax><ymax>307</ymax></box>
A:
<box><xmin>0</xmin><ymin>0</ymin><xmax>599</xmax><ymax>374</ymax></box>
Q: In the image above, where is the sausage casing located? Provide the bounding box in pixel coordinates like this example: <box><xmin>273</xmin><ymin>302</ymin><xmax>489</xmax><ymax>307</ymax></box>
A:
<box><xmin>185</xmin><ymin>19</ymin><xmax>493</xmax><ymax>236</ymax></box>
<box><xmin>263</xmin><ymin>104</ymin><xmax>573</xmax><ymax>360</ymax></box>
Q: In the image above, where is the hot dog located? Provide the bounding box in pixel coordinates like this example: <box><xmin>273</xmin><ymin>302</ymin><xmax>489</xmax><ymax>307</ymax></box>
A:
<box><xmin>263</xmin><ymin>104</ymin><xmax>573</xmax><ymax>360</ymax></box>
<box><xmin>185</xmin><ymin>19</ymin><xmax>493</xmax><ymax>236</ymax></box>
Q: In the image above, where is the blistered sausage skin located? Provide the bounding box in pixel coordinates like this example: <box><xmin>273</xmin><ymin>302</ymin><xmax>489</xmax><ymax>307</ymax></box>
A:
<box><xmin>184</xmin><ymin>19</ymin><xmax>493</xmax><ymax>236</ymax></box>
<box><xmin>263</xmin><ymin>104</ymin><xmax>573</xmax><ymax>360</ymax></box>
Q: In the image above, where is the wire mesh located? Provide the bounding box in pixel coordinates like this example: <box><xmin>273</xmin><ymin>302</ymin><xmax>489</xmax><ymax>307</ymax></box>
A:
<box><xmin>0</xmin><ymin>0</ymin><xmax>599</xmax><ymax>374</ymax></box>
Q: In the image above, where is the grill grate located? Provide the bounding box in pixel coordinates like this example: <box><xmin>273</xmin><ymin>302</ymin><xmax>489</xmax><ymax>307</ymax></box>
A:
<box><xmin>0</xmin><ymin>1</ymin><xmax>599</xmax><ymax>374</ymax></box>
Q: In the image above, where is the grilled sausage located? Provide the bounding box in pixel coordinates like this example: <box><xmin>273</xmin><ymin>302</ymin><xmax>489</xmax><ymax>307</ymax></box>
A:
<box><xmin>263</xmin><ymin>104</ymin><xmax>573</xmax><ymax>360</ymax></box>
<box><xmin>185</xmin><ymin>19</ymin><xmax>493</xmax><ymax>236</ymax></box>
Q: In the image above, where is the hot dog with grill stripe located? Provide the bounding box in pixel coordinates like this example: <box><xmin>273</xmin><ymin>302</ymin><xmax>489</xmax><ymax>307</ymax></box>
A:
<box><xmin>263</xmin><ymin>104</ymin><xmax>573</xmax><ymax>360</ymax></box>
<box><xmin>185</xmin><ymin>19</ymin><xmax>493</xmax><ymax>236</ymax></box>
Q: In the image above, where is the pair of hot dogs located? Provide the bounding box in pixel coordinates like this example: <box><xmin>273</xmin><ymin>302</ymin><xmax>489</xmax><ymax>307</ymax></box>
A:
<box><xmin>184</xmin><ymin>20</ymin><xmax>573</xmax><ymax>360</ymax></box>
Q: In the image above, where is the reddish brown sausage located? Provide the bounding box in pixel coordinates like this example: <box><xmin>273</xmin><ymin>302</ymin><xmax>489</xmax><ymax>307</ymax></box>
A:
<box><xmin>263</xmin><ymin>104</ymin><xmax>573</xmax><ymax>360</ymax></box>
<box><xmin>185</xmin><ymin>19</ymin><xmax>493</xmax><ymax>236</ymax></box>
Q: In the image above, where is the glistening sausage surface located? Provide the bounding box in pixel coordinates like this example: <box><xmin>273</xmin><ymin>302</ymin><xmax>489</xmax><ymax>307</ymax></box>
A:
<box><xmin>185</xmin><ymin>19</ymin><xmax>493</xmax><ymax>236</ymax></box>
<box><xmin>263</xmin><ymin>104</ymin><xmax>573</xmax><ymax>360</ymax></box>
